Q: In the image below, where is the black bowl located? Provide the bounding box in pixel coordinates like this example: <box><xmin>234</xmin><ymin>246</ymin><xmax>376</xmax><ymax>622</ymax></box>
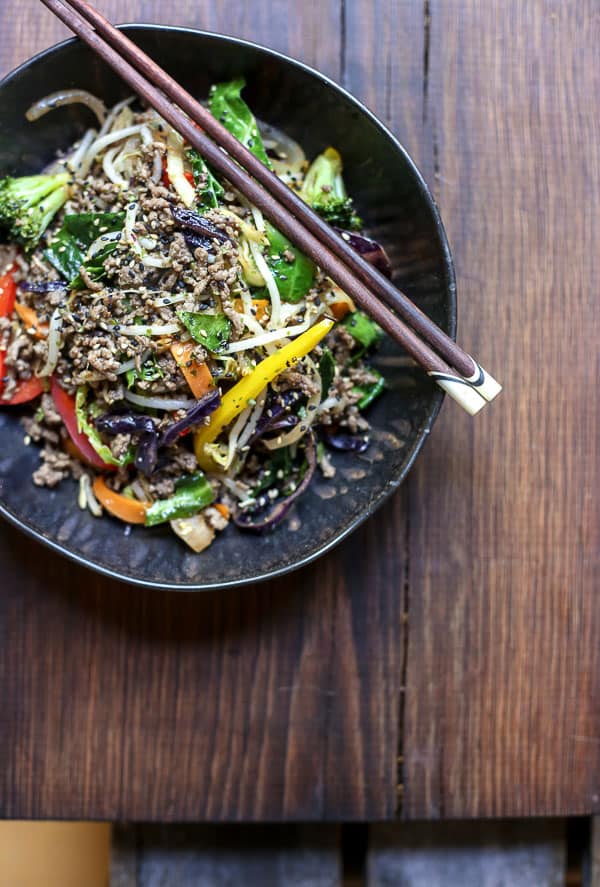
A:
<box><xmin>0</xmin><ymin>26</ymin><xmax>455</xmax><ymax>590</ymax></box>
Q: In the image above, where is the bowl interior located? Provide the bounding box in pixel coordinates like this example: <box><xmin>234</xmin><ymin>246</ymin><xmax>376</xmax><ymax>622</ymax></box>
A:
<box><xmin>0</xmin><ymin>26</ymin><xmax>454</xmax><ymax>589</ymax></box>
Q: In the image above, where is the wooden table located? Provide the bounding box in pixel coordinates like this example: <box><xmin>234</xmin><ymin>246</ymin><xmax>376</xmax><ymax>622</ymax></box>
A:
<box><xmin>1</xmin><ymin>0</ymin><xmax>598</xmax><ymax>822</ymax></box>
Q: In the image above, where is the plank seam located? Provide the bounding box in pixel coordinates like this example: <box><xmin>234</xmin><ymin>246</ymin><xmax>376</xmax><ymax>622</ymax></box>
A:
<box><xmin>396</xmin><ymin>505</ymin><xmax>411</xmax><ymax>816</ymax></box>
<box><xmin>339</xmin><ymin>0</ymin><xmax>347</xmax><ymax>87</ymax></box>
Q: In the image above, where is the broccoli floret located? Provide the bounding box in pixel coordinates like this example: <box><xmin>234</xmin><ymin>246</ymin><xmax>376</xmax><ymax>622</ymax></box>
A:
<box><xmin>0</xmin><ymin>173</ymin><xmax>70</xmax><ymax>251</ymax></box>
<box><xmin>313</xmin><ymin>197</ymin><xmax>363</xmax><ymax>231</ymax></box>
<box><xmin>300</xmin><ymin>147</ymin><xmax>363</xmax><ymax>231</ymax></box>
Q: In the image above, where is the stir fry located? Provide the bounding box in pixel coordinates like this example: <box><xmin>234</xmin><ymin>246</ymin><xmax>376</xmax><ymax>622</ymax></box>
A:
<box><xmin>0</xmin><ymin>80</ymin><xmax>391</xmax><ymax>551</ymax></box>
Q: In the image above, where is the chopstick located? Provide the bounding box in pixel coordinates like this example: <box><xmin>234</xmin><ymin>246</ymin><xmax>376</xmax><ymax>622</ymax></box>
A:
<box><xmin>40</xmin><ymin>0</ymin><xmax>500</xmax><ymax>415</ymax></box>
<box><xmin>61</xmin><ymin>0</ymin><xmax>500</xmax><ymax>406</ymax></box>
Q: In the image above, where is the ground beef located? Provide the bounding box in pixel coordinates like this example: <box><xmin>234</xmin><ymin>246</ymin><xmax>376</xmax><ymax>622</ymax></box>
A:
<box><xmin>109</xmin><ymin>433</ymin><xmax>132</xmax><ymax>461</ymax></box>
<box><xmin>2</xmin><ymin>102</ymin><xmax>383</xmax><ymax>525</ymax></box>
<box><xmin>21</xmin><ymin>394</ymin><xmax>65</xmax><ymax>446</ymax></box>
<box><xmin>32</xmin><ymin>445</ymin><xmax>83</xmax><ymax>488</ymax></box>
<box><xmin>0</xmin><ymin>244</ymin><xmax>19</xmax><ymax>274</ymax></box>
<box><xmin>204</xmin><ymin>505</ymin><xmax>228</xmax><ymax>532</ymax></box>
<box><xmin>145</xmin><ymin>445</ymin><xmax>199</xmax><ymax>498</ymax></box>
<box><xmin>168</xmin><ymin>233</ymin><xmax>192</xmax><ymax>272</ymax></box>
<box><xmin>276</xmin><ymin>368</ymin><xmax>320</xmax><ymax>397</ymax></box>
<box><xmin>78</xmin><ymin>266</ymin><xmax>103</xmax><ymax>291</ymax></box>
<box><xmin>220</xmin><ymin>288</ymin><xmax>244</xmax><ymax>335</ymax></box>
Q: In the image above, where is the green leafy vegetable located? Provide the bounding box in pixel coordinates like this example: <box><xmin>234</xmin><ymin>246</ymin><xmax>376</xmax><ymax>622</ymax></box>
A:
<box><xmin>254</xmin><ymin>447</ymin><xmax>294</xmax><ymax>495</ymax></box>
<box><xmin>145</xmin><ymin>472</ymin><xmax>214</xmax><ymax>527</ymax></box>
<box><xmin>45</xmin><ymin>212</ymin><xmax>125</xmax><ymax>286</ymax></box>
<box><xmin>354</xmin><ymin>368</ymin><xmax>385</xmax><ymax>409</ymax></box>
<box><xmin>208</xmin><ymin>78</ymin><xmax>271</xmax><ymax>167</ymax></box>
<box><xmin>260</xmin><ymin>222</ymin><xmax>315</xmax><ymax>303</ymax></box>
<box><xmin>125</xmin><ymin>354</ymin><xmax>164</xmax><ymax>389</ymax></box>
<box><xmin>178</xmin><ymin>311</ymin><xmax>231</xmax><ymax>353</ymax></box>
<box><xmin>342</xmin><ymin>310</ymin><xmax>383</xmax><ymax>350</ymax></box>
<box><xmin>0</xmin><ymin>173</ymin><xmax>70</xmax><ymax>251</ymax></box>
<box><xmin>187</xmin><ymin>149</ymin><xmax>224</xmax><ymax>209</ymax></box>
<box><xmin>300</xmin><ymin>148</ymin><xmax>362</xmax><ymax>231</ymax></box>
<box><xmin>75</xmin><ymin>387</ymin><xmax>133</xmax><ymax>466</ymax></box>
<box><xmin>318</xmin><ymin>347</ymin><xmax>336</xmax><ymax>401</ymax></box>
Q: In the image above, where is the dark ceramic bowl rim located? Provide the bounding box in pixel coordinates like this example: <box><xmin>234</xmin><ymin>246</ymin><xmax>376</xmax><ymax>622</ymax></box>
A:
<box><xmin>0</xmin><ymin>24</ymin><xmax>456</xmax><ymax>591</ymax></box>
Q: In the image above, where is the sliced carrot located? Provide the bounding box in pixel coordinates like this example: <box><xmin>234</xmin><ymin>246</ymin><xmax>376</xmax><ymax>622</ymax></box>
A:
<box><xmin>214</xmin><ymin>502</ymin><xmax>230</xmax><ymax>520</ymax></box>
<box><xmin>93</xmin><ymin>476</ymin><xmax>148</xmax><ymax>525</ymax></box>
<box><xmin>14</xmin><ymin>302</ymin><xmax>48</xmax><ymax>339</ymax></box>
<box><xmin>233</xmin><ymin>298</ymin><xmax>269</xmax><ymax>322</ymax></box>
<box><xmin>329</xmin><ymin>301</ymin><xmax>352</xmax><ymax>321</ymax></box>
<box><xmin>171</xmin><ymin>342</ymin><xmax>214</xmax><ymax>399</ymax></box>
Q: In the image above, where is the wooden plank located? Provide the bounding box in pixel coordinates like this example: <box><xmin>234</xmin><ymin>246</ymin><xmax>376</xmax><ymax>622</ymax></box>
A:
<box><xmin>0</xmin><ymin>509</ymin><xmax>401</xmax><ymax>820</ymax></box>
<box><xmin>342</xmin><ymin>0</ymin><xmax>436</xmax><ymax>817</ymax></box>
<box><xmin>367</xmin><ymin>821</ymin><xmax>566</xmax><ymax>886</ymax></box>
<box><xmin>343</xmin><ymin>0</ymin><xmax>435</xmax><ymax>184</ymax></box>
<box><xmin>403</xmin><ymin>0</ymin><xmax>600</xmax><ymax>817</ymax></box>
<box><xmin>0</xmin><ymin>0</ymin><xmax>343</xmax><ymax>82</ymax></box>
<box><xmin>0</xmin><ymin>0</ymin><xmax>404</xmax><ymax>821</ymax></box>
<box><xmin>111</xmin><ymin>824</ymin><xmax>341</xmax><ymax>886</ymax></box>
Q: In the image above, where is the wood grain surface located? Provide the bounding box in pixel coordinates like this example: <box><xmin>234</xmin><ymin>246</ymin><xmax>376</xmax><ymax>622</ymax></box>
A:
<box><xmin>0</xmin><ymin>0</ymin><xmax>403</xmax><ymax>821</ymax></box>
<box><xmin>402</xmin><ymin>0</ymin><xmax>600</xmax><ymax>819</ymax></box>
<box><xmin>0</xmin><ymin>0</ymin><xmax>598</xmax><ymax>822</ymax></box>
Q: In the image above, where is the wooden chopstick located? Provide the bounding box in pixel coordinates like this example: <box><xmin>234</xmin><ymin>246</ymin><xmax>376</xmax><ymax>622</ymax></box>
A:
<box><xmin>40</xmin><ymin>0</ymin><xmax>496</xmax><ymax>415</ymax></box>
<box><xmin>63</xmin><ymin>0</ymin><xmax>500</xmax><ymax>405</ymax></box>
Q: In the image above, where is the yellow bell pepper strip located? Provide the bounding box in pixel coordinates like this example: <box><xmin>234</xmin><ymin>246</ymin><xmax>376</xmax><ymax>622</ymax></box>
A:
<box><xmin>194</xmin><ymin>318</ymin><xmax>334</xmax><ymax>471</ymax></box>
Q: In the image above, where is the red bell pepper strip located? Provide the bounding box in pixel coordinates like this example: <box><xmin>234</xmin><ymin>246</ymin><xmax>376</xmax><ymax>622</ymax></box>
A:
<box><xmin>2</xmin><ymin>376</ymin><xmax>45</xmax><ymax>405</ymax></box>
<box><xmin>0</xmin><ymin>269</ymin><xmax>17</xmax><ymax>398</ymax></box>
<box><xmin>0</xmin><ymin>267</ymin><xmax>47</xmax><ymax>404</ymax></box>
<box><xmin>0</xmin><ymin>269</ymin><xmax>16</xmax><ymax>317</ymax></box>
<box><xmin>162</xmin><ymin>159</ymin><xmax>195</xmax><ymax>188</ymax></box>
<box><xmin>50</xmin><ymin>377</ymin><xmax>114</xmax><ymax>470</ymax></box>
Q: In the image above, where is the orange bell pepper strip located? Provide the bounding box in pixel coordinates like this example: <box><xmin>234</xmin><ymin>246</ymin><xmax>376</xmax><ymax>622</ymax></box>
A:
<box><xmin>171</xmin><ymin>342</ymin><xmax>214</xmax><ymax>399</ymax></box>
<box><xmin>14</xmin><ymin>302</ymin><xmax>48</xmax><ymax>339</ymax></box>
<box><xmin>329</xmin><ymin>301</ymin><xmax>352</xmax><ymax>321</ymax></box>
<box><xmin>93</xmin><ymin>476</ymin><xmax>149</xmax><ymax>524</ymax></box>
<box><xmin>233</xmin><ymin>298</ymin><xmax>269</xmax><ymax>322</ymax></box>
